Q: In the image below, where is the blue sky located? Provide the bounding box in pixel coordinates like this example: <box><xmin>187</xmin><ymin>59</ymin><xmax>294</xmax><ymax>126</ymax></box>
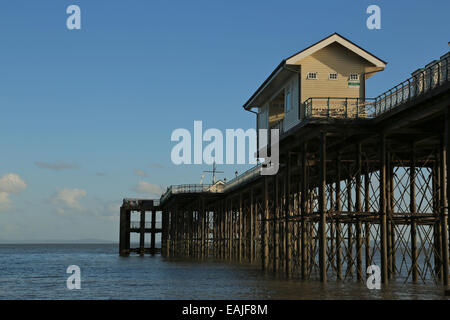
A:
<box><xmin>0</xmin><ymin>0</ymin><xmax>448</xmax><ymax>242</ymax></box>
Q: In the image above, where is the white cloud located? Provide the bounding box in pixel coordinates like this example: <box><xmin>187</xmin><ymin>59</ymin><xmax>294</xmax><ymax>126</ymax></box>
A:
<box><xmin>132</xmin><ymin>181</ymin><xmax>162</xmax><ymax>196</ymax></box>
<box><xmin>134</xmin><ymin>169</ymin><xmax>148</xmax><ymax>177</ymax></box>
<box><xmin>0</xmin><ymin>173</ymin><xmax>27</xmax><ymax>194</ymax></box>
<box><xmin>0</xmin><ymin>173</ymin><xmax>26</xmax><ymax>212</ymax></box>
<box><xmin>52</xmin><ymin>188</ymin><xmax>86</xmax><ymax>210</ymax></box>
<box><xmin>0</xmin><ymin>192</ymin><xmax>11</xmax><ymax>211</ymax></box>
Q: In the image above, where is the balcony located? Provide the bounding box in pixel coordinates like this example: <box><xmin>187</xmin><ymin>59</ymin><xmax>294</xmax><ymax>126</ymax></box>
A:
<box><xmin>302</xmin><ymin>97</ymin><xmax>377</xmax><ymax>120</ymax></box>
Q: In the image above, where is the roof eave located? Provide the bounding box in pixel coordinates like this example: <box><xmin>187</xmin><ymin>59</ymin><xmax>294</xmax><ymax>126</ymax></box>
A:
<box><xmin>243</xmin><ymin>60</ymin><xmax>286</xmax><ymax>111</ymax></box>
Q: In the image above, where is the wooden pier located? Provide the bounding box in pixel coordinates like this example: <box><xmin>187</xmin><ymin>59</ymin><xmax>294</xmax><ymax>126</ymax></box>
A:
<box><xmin>119</xmin><ymin>49</ymin><xmax>450</xmax><ymax>286</ymax></box>
<box><xmin>119</xmin><ymin>199</ymin><xmax>162</xmax><ymax>256</ymax></box>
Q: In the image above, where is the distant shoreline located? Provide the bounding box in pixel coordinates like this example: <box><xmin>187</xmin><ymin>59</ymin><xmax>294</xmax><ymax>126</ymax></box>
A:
<box><xmin>0</xmin><ymin>241</ymin><xmax>118</xmax><ymax>245</ymax></box>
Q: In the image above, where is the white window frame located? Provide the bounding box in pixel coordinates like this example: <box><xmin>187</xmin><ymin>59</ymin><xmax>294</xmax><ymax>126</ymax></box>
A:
<box><xmin>307</xmin><ymin>72</ymin><xmax>317</xmax><ymax>80</ymax></box>
<box><xmin>329</xmin><ymin>73</ymin><xmax>338</xmax><ymax>80</ymax></box>
<box><xmin>349</xmin><ymin>74</ymin><xmax>359</xmax><ymax>81</ymax></box>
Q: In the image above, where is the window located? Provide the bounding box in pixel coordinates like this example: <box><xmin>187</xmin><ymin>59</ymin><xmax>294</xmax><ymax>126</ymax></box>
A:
<box><xmin>285</xmin><ymin>85</ymin><xmax>292</xmax><ymax>112</ymax></box>
<box><xmin>349</xmin><ymin>74</ymin><xmax>359</xmax><ymax>81</ymax></box>
<box><xmin>307</xmin><ymin>72</ymin><xmax>317</xmax><ymax>80</ymax></box>
<box><xmin>329</xmin><ymin>73</ymin><xmax>338</xmax><ymax>80</ymax></box>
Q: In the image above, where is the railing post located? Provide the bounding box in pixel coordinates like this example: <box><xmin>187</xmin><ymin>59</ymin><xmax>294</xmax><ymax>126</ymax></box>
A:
<box><xmin>356</xmin><ymin>98</ymin><xmax>359</xmax><ymax>118</ymax></box>
<box><xmin>345</xmin><ymin>98</ymin><xmax>348</xmax><ymax>118</ymax></box>
<box><xmin>327</xmin><ymin>97</ymin><xmax>330</xmax><ymax>118</ymax></box>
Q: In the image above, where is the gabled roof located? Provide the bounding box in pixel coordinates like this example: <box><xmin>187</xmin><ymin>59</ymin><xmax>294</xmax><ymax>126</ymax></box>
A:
<box><xmin>243</xmin><ymin>33</ymin><xmax>387</xmax><ymax>110</ymax></box>
<box><xmin>285</xmin><ymin>33</ymin><xmax>387</xmax><ymax>66</ymax></box>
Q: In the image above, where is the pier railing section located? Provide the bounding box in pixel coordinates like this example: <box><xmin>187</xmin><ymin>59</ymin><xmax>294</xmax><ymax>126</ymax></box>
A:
<box><xmin>223</xmin><ymin>164</ymin><xmax>262</xmax><ymax>193</ymax></box>
<box><xmin>160</xmin><ymin>165</ymin><xmax>264</xmax><ymax>205</ymax></box>
<box><xmin>374</xmin><ymin>52</ymin><xmax>449</xmax><ymax>115</ymax></box>
<box><xmin>161</xmin><ymin>184</ymin><xmax>217</xmax><ymax>203</ymax></box>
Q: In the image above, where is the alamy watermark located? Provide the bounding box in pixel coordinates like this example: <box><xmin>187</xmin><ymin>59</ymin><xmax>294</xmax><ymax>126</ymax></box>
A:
<box><xmin>366</xmin><ymin>265</ymin><xmax>381</xmax><ymax>289</ymax></box>
<box><xmin>366</xmin><ymin>5</ymin><xmax>381</xmax><ymax>30</ymax></box>
<box><xmin>66</xmin><ymin>5</ymin><xmax>81</xmax><ymax>30</ymax></box>
<box><xmin>170</xmin><ymin>121</ymin><xmax>279</xmax><ymax>175</ymax></box>
<box><xmin>66</xmin><ymin>265</ymin><xmax>81</xmax><ymax>290</ymax></box>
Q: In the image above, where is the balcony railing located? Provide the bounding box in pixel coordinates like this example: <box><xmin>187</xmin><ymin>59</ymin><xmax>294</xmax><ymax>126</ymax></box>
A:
<box><xmin>302</xmin><ymin>97</ymin><xmax>376</xmax><ymax>120</ymax></box>
<box><xmin>373</xmin><ymin>53</ymin><xmax>449</xmax><ymax>115</ymax></box>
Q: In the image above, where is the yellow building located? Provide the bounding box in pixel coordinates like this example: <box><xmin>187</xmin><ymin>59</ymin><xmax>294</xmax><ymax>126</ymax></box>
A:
<box><xmin>243</xmin><ymin>33</ymin><xmax>387</xmax><ymax>135</ymax></box>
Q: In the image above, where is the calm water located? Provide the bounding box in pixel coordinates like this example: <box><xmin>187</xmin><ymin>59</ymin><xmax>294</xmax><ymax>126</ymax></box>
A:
<box><xmin>0</xmin><ymin>244</ymin><xmax>447</xmax><ymax>300</ymax></box>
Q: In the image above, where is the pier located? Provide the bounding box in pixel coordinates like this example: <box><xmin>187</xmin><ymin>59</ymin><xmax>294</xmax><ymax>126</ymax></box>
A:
<box><xmin>119</xmin><ymin>199</ymin><xmax>162</xmax><ymax>256</ymax></box>
<box><xmin>119</xmin><ymin>35</ymin><xmax>450</xmax><ymax>286</ymax></box>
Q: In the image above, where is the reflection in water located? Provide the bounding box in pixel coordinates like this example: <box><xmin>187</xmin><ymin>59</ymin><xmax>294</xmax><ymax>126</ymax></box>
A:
<box><xmin>0</xmin><ymin>244</ymin><xmax>447</xmax><ymax>300</ymax></box>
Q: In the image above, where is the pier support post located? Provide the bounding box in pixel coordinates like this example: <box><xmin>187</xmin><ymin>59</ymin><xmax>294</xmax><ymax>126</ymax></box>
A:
<box><xmin>301</xmin><ymin>143</ymin><xmax>308</xmax><ymax>279</ymax></box>
<box><xmin>433</xmin><ymin>161</ymin><xmax>443</xmax><ymax>279</ymax></box>
<box><xmin>239</xmin><ymin>193</ymin><xmax>243</xmax><ymax>263</ymax></box>
<box><xmin>151</xmin><ymin>210</ymin><xmax>156</xmax><ymax>255</ymax></box>
<box><xmin>410</xmin><ymin>146</ymin><xmax>418</xmax><ymax>282</ymax></box>
<box><xmin>347</xmin><ymin>170</ymin><xmax>353</xmax><ymax>277</ymax></box>
<box><xmin>387</xmin><ymin>153</ymin><xmax>395</xmax><ymax>279</ymax></box>
<box><xmin>335</xmin><ymin>154</ymin><xmax>342</xmax><ymax>280</ymax></box>
<box><xmin>441</xmin><ymin>127</ymin><xmax>449</xmax><ymax>285</ymax></box>
<box><xmin>139</xmin><ymin>210</ymin><xmax>145</xmax><ymax>256</ymax></box>
<box><xmin>250</xmin><ymin>188</ymin><xmax>254</xmax><ymax>263</ymax></box>
<box><xmin>319</xmin><ymin>132</ymin><xmax>327</xmax><ymax>282</ymax></box>
<box><xmin>380</xmin><ymin>134</ymin><xmax>389</xmax><ymax>284</ymax></box>
<box><xmin>163</xmin><ymin>210</ymin><xmax>170</xmax><ymax>257</ymax></box>
<box><xmin>119</xmin><ymin>206</ymin><xmax>130</xmax><ymax>256</ymax></box>
<box><xmin>286</xmin><ymin>153</ymin><xmax>292</xmax><ymax>278</ymax></box>
<box><xmin>263</xmin><ymin>176</ymin><xmax>269</xmax><ymax>271</ymax></box>
<box><xmin>364</xmin><ymin>162</ymin><xmax>371</xmax><ymax>271</ymax></box>
<box><xmin>201</xmin><ymin>197</ymin><xmax>206</xmax><ymax>259</ymax></box>
<box><xmin>355</xmin><ymin>144</ymin><xmax>363</xmax><ymax>281</ymax></box>
<box><xmin>274</xmin><ymin>174</ymin><xmax>279</xmax><ymax>273</ymax></box>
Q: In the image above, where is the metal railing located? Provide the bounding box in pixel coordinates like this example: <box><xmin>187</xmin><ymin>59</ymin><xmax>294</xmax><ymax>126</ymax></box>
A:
<box><xmin>374</xmin><ymin>53</ymin><xmax>449</xmax><ymax>115</ymax></box>
<box><xmin>160</xmin><ymin>184</ymin><xmax>219</xmax><ymax>204</ymax></box>
<box><xmin>302</xmin><ymin>97</ymin><xmax>377</xmax><ymax>119</ymax></box>
<box><xmin>223</xmin><ymin>164</ymin><xmax>262</xmax><ymax>192</ymax></box>
<box><xmin>159</xmin><ymin>164</ymin><xmax>264</xmax><ymax>204</ymax></box>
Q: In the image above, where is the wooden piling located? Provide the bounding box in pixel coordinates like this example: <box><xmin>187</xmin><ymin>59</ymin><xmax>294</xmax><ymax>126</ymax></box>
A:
<box><xmin>335</xmin><ymin>155</ymin><xmax>342</xmax><ymax>280</ymax></box>
<box><xmin>410</xmin><ymin>146</ymin><xmax>418</xmax><ymax>282</ymax></box>
<box><xmin>286</xmin><ymin>153</ymin><xmax>292</xmax><ymax>278</ymax></box>
<box><xmin>139</xmin><ymin>210</ymin><xmax>145</xmax><ymax>256</ymax></box>
<box><xmin>301</xmin><ymin>143</ymin><xmax>308</xmax><ymax>279</ymax></box>
<box><xmin>319</xmin><ymin>132</ymin><xmax>327</xmax><ymax>282</ymax></box>
<box><xmin>263</xmin><ymin>176</ymin><xmax>269</xmax><ymax>271</ymax></box>
<box><xmin>380</xmin><ymin>134</ymin><xmax>389</xmax><ymax>284</ymax></box>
